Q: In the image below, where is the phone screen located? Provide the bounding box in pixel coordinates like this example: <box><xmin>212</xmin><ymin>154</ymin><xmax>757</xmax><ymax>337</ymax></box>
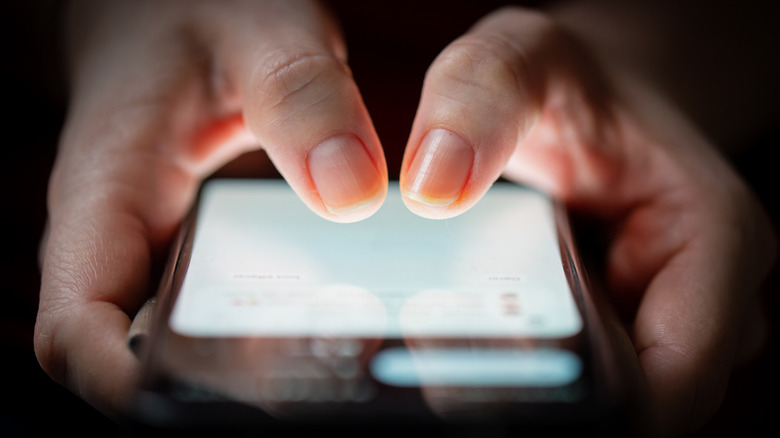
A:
<box><xmin>133</xmin><ymin>179</ymin><xmax>622</xmax><ymax>432</ymax></box>
<box><xmin>173</xmin><ymin>179</ymin><xmax>581</xmax><ymax>339</ymax></box>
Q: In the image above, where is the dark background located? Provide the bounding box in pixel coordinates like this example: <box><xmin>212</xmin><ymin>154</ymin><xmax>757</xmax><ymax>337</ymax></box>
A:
<box><xmin>2</xmin><ymin>1</ymin><xmax>777</xmax><ymax>436</ymax></box>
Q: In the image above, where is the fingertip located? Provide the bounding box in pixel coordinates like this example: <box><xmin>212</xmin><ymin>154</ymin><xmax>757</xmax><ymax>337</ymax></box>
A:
<box><xmin>399</xmin><ymin>128</ymin><xmax>477</xmax><ymax>219</ymax></box>
<box><xmin>307</xmin><ymin>134</ymin><xmax>387</xmax><ymax>223</ymax></box>
<box><xmin>315</xmin><ymin>187</ymin><xmax>387</xmax><ymax>223</ymax></box>
<box><xmin>400</xmin><ymin>196</ymin><xmax>455</xmax><ymax>220</ymax></box>
<box><xmin>400</xmin><ymin>182</ymin><xmax>486</xmax><ymax>220</ymax></box>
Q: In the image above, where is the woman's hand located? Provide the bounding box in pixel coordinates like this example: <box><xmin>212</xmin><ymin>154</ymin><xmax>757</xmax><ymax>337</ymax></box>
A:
<box><xmin>35</xmin><ymin>2</ymin><xmax>777</xmax><ymax>435</ymax></box>
<box><xmin>35</xmin><ymin>0</ymin><xmax>387</xmax><ymax>417</ymax></box>
<box><xmin>400</xmin><ymin>7</ymin><xmax>776</xmax><ymax>435</ymax></box>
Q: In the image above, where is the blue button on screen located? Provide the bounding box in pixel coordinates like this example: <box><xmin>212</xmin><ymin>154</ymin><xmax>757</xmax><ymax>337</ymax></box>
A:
<box><xmin>370</xmin><ymin>347</ymin><xmax>582</xmax><ymax>387</ymax></box>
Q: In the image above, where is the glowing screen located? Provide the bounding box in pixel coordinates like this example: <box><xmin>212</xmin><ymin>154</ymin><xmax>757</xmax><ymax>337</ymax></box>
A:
<box><xmin>170</xmin><ymin>179</ymin><xmax>582</xmax><ymax>339</ymax></box>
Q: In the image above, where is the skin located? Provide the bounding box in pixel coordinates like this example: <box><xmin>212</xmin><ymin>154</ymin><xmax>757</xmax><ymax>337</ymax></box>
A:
<box><xmin>35</xmin><ymin>0</ymin><xmax>777</xmax><ymax>436</ymax></box>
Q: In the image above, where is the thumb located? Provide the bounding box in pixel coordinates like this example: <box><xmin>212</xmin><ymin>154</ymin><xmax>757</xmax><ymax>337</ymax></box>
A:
<box><xmin>401</xmin><ymin>7</ymin><xmax>622</xmax><ymax>219</ymax></box>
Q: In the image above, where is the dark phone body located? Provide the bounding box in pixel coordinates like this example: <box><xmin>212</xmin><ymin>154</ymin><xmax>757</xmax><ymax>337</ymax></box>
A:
<box><xmin>125</xmin><ymin>179</ymin><xmax>631</xmax><ymax>436</ymax></box>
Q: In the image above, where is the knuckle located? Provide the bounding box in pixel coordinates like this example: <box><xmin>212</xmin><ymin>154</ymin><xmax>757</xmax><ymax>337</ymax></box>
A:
<box><xmin>250</xmin><ymin>50</ymin><xmax>351</xmax><ymax>120</ymax></box>
<box><xmin>432</xmin><ymin>7</ymin><xmax>571</xmax><ymax>100</ymax></box>
<box><xmin>430</xmin><ymin>35</ymin><xmax>522</xmax><ymax>100</ymax></box>
<box><xmin>33</xmin><ymin>301</ymin><xmax>71</xmax><ymax>386</ymax></box>
<box><xmin>487</xmin><ymin>6</ymin><xmax>562</xmax><ymax>47</ymax></box>
<box><xmin>33</xmin><ymin>317</ymin><xmax>55</xmax><ymax>374</ymax></box>
<box><xmin>34</xmin><ymin>230</ymin><xmax>98</xmax><ymax>386</ymax></box>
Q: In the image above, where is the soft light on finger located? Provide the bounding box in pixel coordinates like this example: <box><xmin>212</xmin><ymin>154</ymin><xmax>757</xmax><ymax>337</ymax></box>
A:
<box><xmin>218</xmin><ymin>2</ymin><xmax>387</xmax><ymax>222</ymax></box>
<box><xmin>401</xmin><ymin>8</ymin><xmax>552</xmax><ymax>219</ymax></box>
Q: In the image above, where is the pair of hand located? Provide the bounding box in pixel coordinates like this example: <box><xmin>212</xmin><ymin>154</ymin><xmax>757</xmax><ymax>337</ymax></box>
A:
<box><xmin>35</xmin><ymin>1</ymin><xmax>776</xmax><ymax>436</ymax></box>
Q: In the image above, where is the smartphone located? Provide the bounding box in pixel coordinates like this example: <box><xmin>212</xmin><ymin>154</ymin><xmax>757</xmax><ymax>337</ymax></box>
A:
<box><xmin>128</xmin><ymin>178</ymin><xmax>630</xmax><ymax>435</ymax></box>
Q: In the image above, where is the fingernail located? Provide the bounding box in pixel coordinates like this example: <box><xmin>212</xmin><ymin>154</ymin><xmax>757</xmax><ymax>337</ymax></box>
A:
<box><xmin>402</xmin><ymin>129</ymin><xmax>474</xmax><ymax>206</ymax></box>
<box><xmin>308</xmin><ymin>135</ymin><xmax>383</xmax><ymax>214</ymax></box>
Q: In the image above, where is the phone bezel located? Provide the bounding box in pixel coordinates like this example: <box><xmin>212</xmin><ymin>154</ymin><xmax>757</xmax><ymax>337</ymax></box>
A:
<box><xmin>126</xmin><ymin>178</ymin><xmax>629</xmax><ymax>434</ymax></box>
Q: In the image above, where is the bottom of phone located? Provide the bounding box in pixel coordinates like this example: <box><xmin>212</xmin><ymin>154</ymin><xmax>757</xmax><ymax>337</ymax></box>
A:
<box><xmin>123</xmin><ymin>388</ymin><xmax>629</xmax><ymax>437</ymax></box>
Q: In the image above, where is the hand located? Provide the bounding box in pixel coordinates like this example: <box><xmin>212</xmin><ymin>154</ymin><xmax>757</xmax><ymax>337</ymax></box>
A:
<box><xmin>399</xmin><ymin>7</ymin><xmax>776</xmax><ymax>436</ymax></box>
<box><xmin>35</xmin><ymin>0</ymin><xmax>388</xmax><ymax>417</ymax></box>
<box><xmin>36</xmin><ymin>1</ymin><xmax>776</xmax><ymax>435</ymax></box>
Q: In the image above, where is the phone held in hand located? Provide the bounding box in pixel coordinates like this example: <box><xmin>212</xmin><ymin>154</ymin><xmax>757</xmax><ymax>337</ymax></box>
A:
<box><xmin>127</xmin><ymin>178</ymin><xmax>632</xmax><ymax>435</ymax></box>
